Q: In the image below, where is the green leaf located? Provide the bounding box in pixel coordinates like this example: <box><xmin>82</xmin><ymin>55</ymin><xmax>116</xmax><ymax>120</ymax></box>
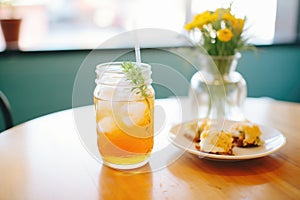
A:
<box><xmin>121</xmin><ymin>62</ymin><xmax>149</xmax><ymax>98</ymax></box>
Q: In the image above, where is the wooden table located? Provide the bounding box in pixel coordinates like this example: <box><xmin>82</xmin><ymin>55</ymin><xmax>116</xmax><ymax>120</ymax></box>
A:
<box><xmin>0</xmin><ymin>97</ymin><xmax>300</xmax><ymax>200</ymax></box>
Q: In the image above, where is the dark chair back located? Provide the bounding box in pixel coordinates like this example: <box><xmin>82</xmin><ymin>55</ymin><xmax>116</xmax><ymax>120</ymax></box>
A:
<box><xmin>0</xmin><ymin>91</ymin><xmax>13</xmax><ymax>130</ymax></box>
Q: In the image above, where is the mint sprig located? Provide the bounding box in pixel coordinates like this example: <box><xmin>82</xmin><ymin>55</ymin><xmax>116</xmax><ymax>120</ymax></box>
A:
<box><xmin>121</xmin><ymin>62</ymin><xmax>150</xmax><ymax>98</ymax></box>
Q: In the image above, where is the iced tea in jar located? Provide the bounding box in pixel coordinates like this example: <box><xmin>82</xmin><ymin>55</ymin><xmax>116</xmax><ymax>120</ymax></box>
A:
<box><xmin>94</xmin><ymin>62</ymin><xmax>154</xmax><ymax>170</ymax></box>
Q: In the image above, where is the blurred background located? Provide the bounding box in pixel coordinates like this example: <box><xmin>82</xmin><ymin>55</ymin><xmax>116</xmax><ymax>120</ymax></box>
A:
<box><xmin>0</xmin><ymin>0</ymin><xmax>298</xmax><ymax>50</ymax></box>
<box><xmin>0</xmin><ymin>0</ymin><xmax>300</xmax><ymax>131</ymax></box>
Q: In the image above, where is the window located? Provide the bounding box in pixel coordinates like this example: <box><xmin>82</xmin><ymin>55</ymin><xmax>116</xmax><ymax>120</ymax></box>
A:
<box><xmin>190</xmin><ymin>0</ymin><xmax>278</xmax><ymax>44</ymax></box>
<box><xmin>0</xmin><ymin>0</ymin><xmax>298</xmax><ymax>51</ymax></box>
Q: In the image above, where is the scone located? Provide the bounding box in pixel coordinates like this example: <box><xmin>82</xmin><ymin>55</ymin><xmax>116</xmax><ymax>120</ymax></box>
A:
<box><xmin>199</xmin><ymin>130</ymin><xmax>234</xmax><ymax>155</ymax></box>
<box><xmin>230</xmin><ymin>122</ymin><xmax>264</xmax><ymax>147</ymax></box>
<box><xmin>194</xmin><ymin>119</ymin><xmax>211</xmax><ymax>143</ymax></box>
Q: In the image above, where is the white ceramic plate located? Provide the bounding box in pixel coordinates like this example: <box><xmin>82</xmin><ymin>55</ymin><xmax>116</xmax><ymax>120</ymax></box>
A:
<box><xmin>168</xmin><ymin>119</ymin><xmax>286</xmax><ymax>161</ymax></box>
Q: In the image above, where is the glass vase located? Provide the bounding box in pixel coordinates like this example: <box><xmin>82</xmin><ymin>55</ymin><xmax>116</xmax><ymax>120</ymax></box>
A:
<box><xmin>189</xmin><ymin>53</ymin><xmax>247</xmax><ymax>121</ymax></box>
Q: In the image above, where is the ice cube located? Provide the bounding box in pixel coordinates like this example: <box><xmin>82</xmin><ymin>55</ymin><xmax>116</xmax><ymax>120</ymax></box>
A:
<box><xmin>120</xmin><ymin>102</ymin><xmax>147</xmax><ymax>126</ymax></box>
<box><xmin>95</xmin><ymin>100</ymin><xmax>120</xmax><ymax>117</ymax></box>
<box><xmin>95</xmin><ymin>87</ymin><xmax>114</xmax><ymax>100</ymax></box>
<box><xmin>97</xmin><ymin>117</ymin><xmax>118</xmax><ymax>134</ymax></box>
<box><xmin>96</xmin><ymin>100</ymin><xmax>111</xmax><ymax>113</ymax></box>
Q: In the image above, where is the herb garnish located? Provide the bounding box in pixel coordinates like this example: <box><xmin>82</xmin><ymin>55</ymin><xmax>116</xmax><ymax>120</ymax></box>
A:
<box><xmin>121</xmin><ymin>61</ymin><xmax>152</xmax><ymax>126</ymax></box>
<box><xmin>121</xmin><ymin>62</ymin><xmax>150</xmax><ymax>98</ymax></box>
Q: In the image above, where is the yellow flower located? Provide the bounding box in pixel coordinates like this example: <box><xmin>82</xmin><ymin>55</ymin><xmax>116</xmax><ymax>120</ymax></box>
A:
<box><xmin>194</xmin><ymin>11</ymin><xmax>211</xmax><ymax>21</ymax></box>
<box><xmin>214</xmin><ymin>8</ymin><xmax>229</xmax><ymax>18</ymax></box>
<box><xmin>232</xmin><ymin>18</ymin><xmax>245</xmax><ymax>34</ymax></box>
<box><xmin>222</xmin><ymin>12</ymin><xmax>236</xmax><ymax>23</ymax></box>
<box><xmin>184</xmin><ymin>6</ymin><xmax>251</xmax><ymax>56</ymax></box>
<box><xmin>184</xmin><ymin>22</ymin><xmax>194</xmax><ymax>31</ymax></box>
<box><xmin>217</xmin><ymin>28</ymin><xmax>233</xmax><ymax>42</ymax></box>
<box><xmin>192</xmin><ymin>11</ymin><xmax>213</xmax><ymax>29</ymax></box>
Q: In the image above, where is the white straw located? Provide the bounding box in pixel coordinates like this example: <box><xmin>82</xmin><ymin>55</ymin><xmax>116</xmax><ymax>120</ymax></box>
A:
<box><xmin>135</xmin><ymin>43</ymin><xmax>141</xmax><ymax>66</ymax></box>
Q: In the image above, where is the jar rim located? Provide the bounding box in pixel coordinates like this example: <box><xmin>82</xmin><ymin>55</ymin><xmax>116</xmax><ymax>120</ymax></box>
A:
<box><xmin>95</xmin><ymin>62</ymin><xmax>152</xmax><ymax>86</ymax></box>
<box><xmin>96</xmin><ymin>62</ymin><xmax>151</xmax><ymax>73</ymax></box>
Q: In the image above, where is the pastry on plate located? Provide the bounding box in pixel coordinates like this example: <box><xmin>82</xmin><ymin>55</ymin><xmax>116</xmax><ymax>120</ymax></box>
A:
<box><xmin>198</xmin><ymin>130</ymin><xmax>234</xmax><ymax>155</ymax></box>
<box><xmin>194</xmin><ymin>119</ymin><xmax>211</xmax><ymax>143</ymax></box>
<box><xmin>230</xmin><ymin>122</ymin><xmax>264</xmax><ymax>147</ymax></box>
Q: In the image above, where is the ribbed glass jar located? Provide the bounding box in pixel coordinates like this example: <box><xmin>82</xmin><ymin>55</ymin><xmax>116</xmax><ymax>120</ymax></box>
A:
<box><xmin>94</xmin><ymin>62</ymin><xmax>155</xmax><ymax>170</ymax></box>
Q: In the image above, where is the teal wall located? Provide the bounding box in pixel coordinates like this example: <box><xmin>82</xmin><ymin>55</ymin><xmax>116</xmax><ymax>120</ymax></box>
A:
<box><xmin>0</xmin><ymin>45</ymin><xmax>300</xmax><ymax>131</ymax></box>
<box><xmin>239</xmin><ymin>45</ymin><xmax>300</xmax><ymax>102</ymax></box>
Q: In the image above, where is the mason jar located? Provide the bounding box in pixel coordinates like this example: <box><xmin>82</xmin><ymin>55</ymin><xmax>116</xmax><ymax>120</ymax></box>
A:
<box><xmin>94</xmin><ymin>62</ymin><xmax>155</xmax><ymax>170</ymax></box>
